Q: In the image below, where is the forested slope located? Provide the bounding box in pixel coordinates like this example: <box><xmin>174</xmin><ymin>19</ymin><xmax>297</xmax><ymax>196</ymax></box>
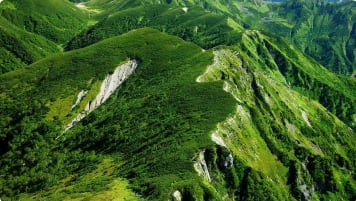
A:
<box><xmin>0</xmin><ymin>0</ymin><xmax>355</xmax><ymax>200</ymax></box>
<box><xmin>0</xmin><ymin>0</ymin><xmax>89</xmax><ymax>73</ymax></box>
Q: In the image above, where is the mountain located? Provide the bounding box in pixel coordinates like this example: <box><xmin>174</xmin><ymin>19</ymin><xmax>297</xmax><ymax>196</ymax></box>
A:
<box><xmin>189</xmin><ymin>0</ymin><xmax>356</xmax><ymax>74</ymax></box>
<box><xmin>63</xmin><ymin>0</ymin><xmax>356</xmax><ymax>74</ymax></box>
<box><xmin>0</xmin><ymin>16</ymin><xmax>59</xmax><ymax>74</ymax></box>
<box><xmin>65</xmin><ymin>3</ymin><xmax>243</xmax><ymax>50</ymax></box>
<box><xmin>0</xmin><ymin>0</ymin><xmax>88</xmax><ymax>43</ymax></box>
<box><xmin>274</xmin><ymin>0</ymin><xmax>356</xmax><ymax>74</ymax></box>
<box><xmin>0</xmin><ymin>0</ymin><xmax>355</xmax><ymax>201</ymax></box>
<box><xmin>182</xmin><ymin>0</ymin><xmax>356</xmax><ymax>74</ymax></box>
<box><xmin>0</xmin><ymin>0</ymin><xmax>89</xmax><ymax>73</ymax></box>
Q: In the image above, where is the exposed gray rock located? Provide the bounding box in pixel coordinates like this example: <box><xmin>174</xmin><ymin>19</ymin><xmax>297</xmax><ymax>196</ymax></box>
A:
<box><xmin>59</xmin><ymin>60</ymin><xmax>139</xmax><ymax>137</ymax></box>
<box><xmin>194</xmin><ymin>150</ymin><xmax>211</xmax><ymax>182</ymax></box>
<box><xmin>297</xmin><ymin>160</ymin><xmax>314</xmax><ymax>201</ymax></box>
<box><xmin>173</xmin><ymin>190</ymin><xmax>182</xmax><ymax>201</ymax></box>
<box><xmin>71</xmin><ymin>90</ymin><xmax>88</xmax><ymax>110</ymax></box>
<box><xmin>85</xmin><ymin>60</ymin><xmax>138</xmax><ymax>112</ymax></box>
<box><xmin>224</xmin><ymin>154</ymin><xmax>234</xmax><ymax>168</ymax></box>
<box><xmin>211</xmin><ymin>132</ymin><xmax>227</xmax><ymax>148</ymax></box>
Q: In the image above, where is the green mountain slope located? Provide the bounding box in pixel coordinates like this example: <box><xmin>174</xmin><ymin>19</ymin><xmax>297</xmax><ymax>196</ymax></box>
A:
<box><xmin>188</xmin><ymin>0</ymin><xmax>356</xmax><ymax>74</ymax></box>
<box><xmin>0</xmin><ymin>28</ymin><xmax>234</xmax><ymax>200</ymax></box>
<box><xmin>0</xmin><ymin>0</ymin><xmax>89</xmax><ymax>73</ymax></box>
<box><xmin>0</xmin><ymin>0</ymin><xmax>355</xmax><ymax>200</ymax></box>
<box><xmin>0</xmin><ymin>16</ymin><xmax>59</xmax><ymax>74</ymax></box>
<box><xmin>274</xmin><ymin>0</ymin><xmax>356</xmax><ymax>74</ymax></box>
<box><xmin>0</xmin><ymin>28</ymin><xmax>355</xmax><ymax>200</ymax></box>
<box><xmin>197</xmin><ymin>31</ymin><xmax>355</xmax><ymax>200</ymax></box>
<box><xmin>0</xmin><ymin>0</ymin><xmax>88</xmax><ymax>43</ymax></box>
<box><xmin>190</xmin><ymin>0</ymin><xmax>356</xmax><ymax>74</ymax></box>
<box><xmin>63</xmin><ymin>0</ymin><xmax>356</xmax><ymax>74</ymax></box>
<box><xmin>65</xmin><ymin>4</ymin><xmax>243</xmax><ymax>51</ymax></box>
<box><xmin>64</xmin><ymin>0</ymin><xmax>356</xmax><ymax>128</ymax></box>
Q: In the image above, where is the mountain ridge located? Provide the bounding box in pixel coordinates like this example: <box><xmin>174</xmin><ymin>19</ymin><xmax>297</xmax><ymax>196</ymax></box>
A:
<box><xmin>75</xmin><ymin>0</ymin><xmax>355</xmax><ymax>74</ymax></box>
<box><xmin>0</xmin><ymin>0</ymin><xmax>355</xmax><ymax>200</ymax></box>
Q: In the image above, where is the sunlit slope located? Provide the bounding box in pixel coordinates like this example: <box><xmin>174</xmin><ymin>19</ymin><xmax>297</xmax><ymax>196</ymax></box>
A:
<box><xmin>0</xmin><ymin>0</ymin><xmax>90</xmax><ymax>73</ymax></box>
<box><xmin>0</xmin><ymin>0</ymin><xmax>88</xmax><ymax>44</ymax></box>
<box><xmin>1</xmin><ymin>27</ymin><xmax>354</xmax><ymax>200</ymax></box>
<box><xmin>188</xmin><ymin>0</ymin><xmax>356</xmax><ymax>74</ymax></box>
<box><xmin>0</xmin><ymin>28</ymin><xmax>235</xmax><ymax>200</ymax></box>
<box><xmin>84</xmin><ymin>0</ymin><xmax>355</xmax><ymax>74</ymax></box>
<box><xmin>196</xmin><ymin>30</ymin><xmax>355</xmax><ymax>200</ymax></box>
<box><xmin>0</xmin><ymin>16</ymin><xmax>59</xmax><ymax>74</ymax></box>
<box><xmin>65</xmin><ymin>4</ymin><xmax>243</xmax><ymax>51</ymax></box>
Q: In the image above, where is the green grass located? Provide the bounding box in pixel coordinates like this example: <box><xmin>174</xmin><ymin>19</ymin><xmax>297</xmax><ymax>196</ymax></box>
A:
<box><xmin>18</xmin><ymin>159</ymin><xmax>141</xmax><ymax>201</ymax></box>
<box><xmin>62</xmin><ymin>28</ymin><xmax>236</xmax><ymax>200</ymax></box>
<box><xmin>1</xmin><ymin>25</ymin><xmax>355</xmax><ymax>200</ymax></box>
<box><xmin>197</xmin><ymin>42</ymin><xmax>355</xmax><ymax>200</ymax></box>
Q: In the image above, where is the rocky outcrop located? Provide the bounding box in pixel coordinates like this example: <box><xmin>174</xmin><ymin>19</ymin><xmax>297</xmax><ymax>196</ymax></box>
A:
<box><xmin>172</xmin><ymin>190</ymin><xmax>182</xmax><ymax>201</ymax></box>
<box><xmin>86</xmin><ymin>60</ymin><xmax>138</xmax><ymax>112</ymax></box>
<box><xmin>211</xmin><ymin>132</ymin><xmax>227</xmax><ymax>148</ymax></box>
<box><xmin>224</xmin><ymin>154</ymin><xmax>234</xmax><ymax>168</ymax></box>
<box><xmin>61</xmin><ymin>60</ymin><xmax>139</xmax><ymax>135</ymax></box>
<box><xmin>194</xmin><ymin>150</ymin><xmax>211</xmax><ymax>182</ymax></box>
<box><xmin>301</xmin><ymin>110</ymin><xmax>312</xmax><ymax>127</ymax></box>
<box><xmin>298</xmin><ymin>162</ymin><xmax>315</xmax><ymax>201</ymax></box>
<box><xmin>71</xmin><ymin>90</ymin><xmax>88</xmax><ymax>110</ymax></box>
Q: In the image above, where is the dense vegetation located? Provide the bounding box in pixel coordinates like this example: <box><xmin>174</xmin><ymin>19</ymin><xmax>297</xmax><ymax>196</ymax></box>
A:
<box><xmin>274</xmin><ymin>0</ymin><xmax>356</xmax><ymax>73</ymax></box>
<box><xmin>0</xmin><ymin>28</ymin><xmax>236</xmax><ymax>200</ymax></box>
<box><xmin>0</xmin><ymin>0</ymin><xmax>355</xmax><ymax>200</ymax></box>
<box><xmin>0</xmin><ymin>16</ymin><xmax>59</xmax><ymax>74</ymax></box>
<box><xmin>0</xmin><ymin>0</ymin><xmax>88</xmax><ymax>43</ymax></box>
<box><xmin>0</xmin><ymin>0</ymin><xmax>89</xmax><ymax>72</ymax></box>
<box><xmin>65</xmin><ymin>5</ymin><xmax>243</xmax><ymax>51</ymax></box>
<box><xmin>81</xmin><ymin>0</ymin><xmax>354</xmax><ymax>74</ymax></box>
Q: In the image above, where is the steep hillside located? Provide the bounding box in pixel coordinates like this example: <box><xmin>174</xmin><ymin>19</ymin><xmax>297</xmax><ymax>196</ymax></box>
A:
<box><xmin>275</xmin><ymin>0</ymin><xmax>356</xmax><ymax>74</ymax></box>
<box><xmin>196</xmin><ymin>31</ymin><xmax>356</xmax><ymax>200</ymax></box>
<box><xmin>0</xmin><ymin>0</ymin><xmax>89</xmax><ymax>72</ymax></box>
<box><xmin>64</xmin><ymin>0</ymin><xmax>356</xmax><ymax>127</ymax></box>
<box><xmin>0</xmin><ymin>0</ymin><xmax>355</xmax><ymax>200</ymax></box>
<box><xmin>65</xmin><ymin>4</ymin><xmax>243</xmax><ymax>50</ymax></box>
<box><xmin>187</xmin><ymin>0</ymin><xmax>356</xmax><ymax>74</ymax></box>
<box><xmin>0</xmin><ymin>28</ymin><xmax>234</xmax><ymax>200</ymax></box>
<box><xmin>0</xmin><ymin>0</ymin><xmax>88</xmax><ymax>43</ymax></box>
<box><xmin>80</xmin><ymin>0</ymin><xmax>356</xmax><ymax>74</ymax></box>
<box><xmin>0</xmin><ymin>28</ymin><xmax>355</xmax><ymax>200</ymax></box>
<box><xmin>0</xmin><ymin>16</ymin><xmax>59</xmax><ymax>74</ymax></box>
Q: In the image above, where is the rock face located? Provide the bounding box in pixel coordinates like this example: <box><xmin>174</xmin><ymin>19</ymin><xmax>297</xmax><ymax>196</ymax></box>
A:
<box><xmin>71</xmin><ymin>90</ymin><xmax>88</xmax><ymax>110</ymax></box>
<box><xmin>172</xmin><ymin>190</ymin><xmax>182</xmax><ymax>201</ymax></box>
<box><xmin>62</xmin><ymin>60</ymin><xmax>139</xmax><ymax>134</ymax></box>
<box><xmin>86</xmin><ymin>60</ymin><xmax>139</xmax><ymax>111</ymax></box>
<box><xmin>224</xmin><ymin>154</ymin><xmax>233</xmax><ymax>168</ymax></box>
<box><xmin>301</xmin><ymin>110</ymin><xmax>312</xmax><ymax>127</ymax></box>
<box><xmin>211</xmin><ymin>132</ymin><xmax>227</xmax><ymax>148</ymax></box>
<box><xmin>194</xmin><ymin>150</ymin><xmax>211</xmax><ymax>182</ymax></box>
